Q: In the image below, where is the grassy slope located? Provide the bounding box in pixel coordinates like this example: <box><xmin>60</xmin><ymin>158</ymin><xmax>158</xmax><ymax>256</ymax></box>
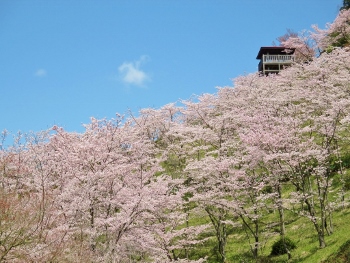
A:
<box><xmin>185</xmin><ymin>172</ymin><xmax>350</xmax><ymax>263</ymax></box>
<box><xmin>322</xmin><ymin>239</ymin><xmax>350</xmax><ymax>263</ymax></box>
<box><xmin>189</xmin><ymin>206</ymin><xmax>350</xmax><ymax>263</ymax></box>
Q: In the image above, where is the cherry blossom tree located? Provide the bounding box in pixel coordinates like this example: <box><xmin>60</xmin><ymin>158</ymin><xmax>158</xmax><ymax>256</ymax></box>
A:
<box><xmin>175</xmin><ymin>91</ymin><xmax>276</xmax><ymax>260</ymax></box>
<box><xmin>178</xmin><ymin>93</ymin><xmax>238</xmax><ymax>263</ymax></box>
<box><xmin>1</xmin><ymin>111</ymin><xmax>208</xmax><ymax>262</ymax></box>
<box><xmin>211</xmin><ymin>78</ymin><xmax>292</xmax><ymax>258</ymax></box>
<box><xmin>279</xmin><ymin>8</ymin><xmax>350</xmax><ymax>60</ymax></box>
<box><xmin>277</xmin><ymin>29</ymin><xmax>316</xmax><ymax>62</ymax></box>
<box><xmin>232</xmin><ymin>47</ymin><xmax>350</xmax><ymax>249</ymax></box>
<box><xmin>45</xmin><ymin>119</ymin><xmax>164</xmax><ymax>261</ymax></box>
<box><xmin>40</xmin><ymin>114</ymin><xmax>206</xmax><ymax>262</ymax></box>
<box><xmin>313</xmin><ymin>8</ymin><xmax>350</xmax><ymax>52</ymax></box>
<box><xmin>0</xmin><ymin>131</ymin><xmax>68</xmax><ymax>262</ymax></box>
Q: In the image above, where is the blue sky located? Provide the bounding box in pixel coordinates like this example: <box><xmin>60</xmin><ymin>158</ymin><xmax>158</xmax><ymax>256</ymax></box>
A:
<box><xmin>0</xmin><ymin>0</ymin><xmax>343</xmax><ymax>135</ymax></box>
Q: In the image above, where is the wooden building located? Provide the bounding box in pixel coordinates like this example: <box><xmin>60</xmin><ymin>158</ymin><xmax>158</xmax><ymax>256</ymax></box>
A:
<box><xmin>256</xmin><ymin>47</ymin><xmax>295</xmax><ymax>75</ymax></box>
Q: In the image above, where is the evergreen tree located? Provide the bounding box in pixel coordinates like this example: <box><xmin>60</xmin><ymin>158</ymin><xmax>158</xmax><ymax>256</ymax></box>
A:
<box><xmin>341</xmin><ymin>0</ymin><xmax>350</xmax><ymax>10</ymax></box>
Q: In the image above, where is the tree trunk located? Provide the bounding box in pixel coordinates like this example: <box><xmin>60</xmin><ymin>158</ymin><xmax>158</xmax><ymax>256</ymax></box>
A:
<box><xmin>277</xmin><ymin>184</ymin><xmax>291</xmax><ymax>259</ymax></box>
<box><xmin>305</xmin><ymin>199</ymin><xmax>326</xmax><ymax>248</ymax></box>
<box><xmin>205</xmin><ymin>207</ymin><xmax>227</xmax><ymax>263</ymax></box>
<box><xmin>219</xmin><ymin>224</ymin><xmax>227</xmax><ymax>263</ymax></box>
<box><xmin>253</xmin><ymin>234</ymin><xmax>259</xmax><ymax>259</ymax></box>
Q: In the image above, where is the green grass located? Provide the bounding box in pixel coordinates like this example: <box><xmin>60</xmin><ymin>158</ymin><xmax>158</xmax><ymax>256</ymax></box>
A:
<box><xmin>185</xmin><ymin>201</ymin><xmax>350</xmax><ymax>262</ymax></box>
<box><xmin>322</xmin><ymin>239</ymin><xmax>350</xmax><ymax>263</ymax></box>
<box><xmin>174</xmin><ymin>157</ymin><xmax>350</xmax><ymax>263</ymax></box>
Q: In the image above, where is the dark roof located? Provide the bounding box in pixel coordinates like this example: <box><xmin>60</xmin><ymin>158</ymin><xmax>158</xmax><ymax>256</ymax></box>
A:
<box><xmin>256</xmin><ymin>46</ymin><xmax>295</xmax><ymax>59</ymax></box>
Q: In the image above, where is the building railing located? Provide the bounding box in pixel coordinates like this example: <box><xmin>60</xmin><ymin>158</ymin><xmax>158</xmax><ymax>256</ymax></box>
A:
<box><xmin>263</xmin><ymin>54</ymin><xmax>294</xmax><ymax>63</ymax></box>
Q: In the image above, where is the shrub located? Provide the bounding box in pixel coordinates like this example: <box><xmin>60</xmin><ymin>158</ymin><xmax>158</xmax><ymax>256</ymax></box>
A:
<box><xmin>270</xmin><ymin>237</ymin><xmax>296</xmax><ymax>256</ymax></box>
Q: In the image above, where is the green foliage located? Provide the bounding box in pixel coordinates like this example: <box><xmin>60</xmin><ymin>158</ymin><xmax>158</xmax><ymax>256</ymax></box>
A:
<box><xmin>341</xmin><ymin>0</ymin><xmax>350</xmax><ymax>10</ymax></box>
<box><xmin>328</xmin><ymin>32</ymin><xmax>350</xmax><ymax>48</ymax></box>
<box><xmin>270</xmin><ymin>237</ymin><xmax>296</xmax><ymax>256</ymax></box>
<box><xmin>325</xmin><ymin>46</ymin><xmax>335</xmax><ymax>54</ymax></box>
<box><xmin>343</xmin><ymin>170</ymin><xmax>350</xmax><ymax>190</ymax></box>
<box><xmin>341</xmin><ymin>152</ymin><xmax>350</xmax><ymax>169</ymax></box>
<box><xmin>262</xmin><ymin>185</ymin><xmax>273</xmax><ymax>194</ymax></box>
<box><xmin>329</xmin><ymin>152</ymin><xmax>350</xmax><ymax>173</ymax></box>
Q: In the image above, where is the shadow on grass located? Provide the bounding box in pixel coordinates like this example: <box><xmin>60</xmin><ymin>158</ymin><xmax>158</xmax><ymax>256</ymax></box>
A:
<box><xmin>229</xmin><ymin>251</ymin><xmax>283</xmax><ymax>263</ymax></box>
<box><xmin>321</xmin><ymin>239</ymin><xmax>350</xmax><ymax>263</ymax></box>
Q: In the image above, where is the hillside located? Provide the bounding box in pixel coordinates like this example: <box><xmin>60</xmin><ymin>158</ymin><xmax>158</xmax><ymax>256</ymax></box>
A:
<box><xmin>1</xmin><ymin>8</ymin><xmax>350</xmax><ymax>263</ymax></box>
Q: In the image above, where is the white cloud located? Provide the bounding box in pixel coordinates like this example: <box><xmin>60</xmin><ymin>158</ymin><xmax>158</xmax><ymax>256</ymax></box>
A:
<box><xmin>118</xmin><ymin>56</ymin><xmax>150</xmax><ymax>86</ymax></box>
<box><xmin>34</xmin><ymin>69</ymin><xmax>47</xmax><ymax>77</ymax></box>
